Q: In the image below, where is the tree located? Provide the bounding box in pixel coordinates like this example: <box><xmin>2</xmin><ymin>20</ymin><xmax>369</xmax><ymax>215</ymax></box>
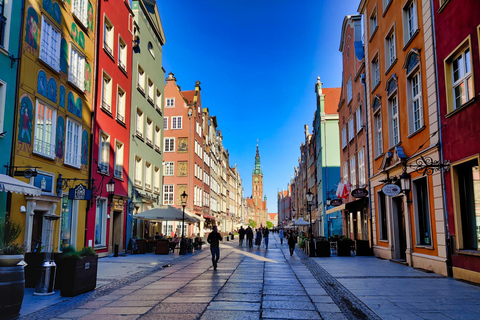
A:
<box><xmin>248</xmin><ymin>219</ymin><xmax>257</xmax><ymax>228</ymax></box>
<box><xmin>266</xmin><ymin>221</ymin><xmax>273</xmax><ymax>229</ymax></box>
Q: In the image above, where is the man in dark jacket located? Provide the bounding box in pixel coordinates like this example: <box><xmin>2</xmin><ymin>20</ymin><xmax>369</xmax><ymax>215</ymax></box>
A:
<box><xmin>238</xmin><ymin>226</ymin><xmax>246</xmax><ymax>246</ymax></box>
<box><xmin>207</xmin><ymin>226</ymin><xmax>223</xmax><ymax>270</ymax></box>
<box><xmin>246</xmin><ymin>226</ymin><xmax>254</xmax><ymax>249</ymax></box>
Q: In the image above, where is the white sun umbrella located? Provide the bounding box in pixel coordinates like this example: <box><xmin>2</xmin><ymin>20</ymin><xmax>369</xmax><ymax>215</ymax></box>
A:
<box><xmin>294</xmin><ymin>217</ymin><xmax>310</xmax><ymax>226</ymax></box>
<box><xmin>133</xmin><ymin>206</ymin><xmax>198</xmax><ymax>224</ymax></box>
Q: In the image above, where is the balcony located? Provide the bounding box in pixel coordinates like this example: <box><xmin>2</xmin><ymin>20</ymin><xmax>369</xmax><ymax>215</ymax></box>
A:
<box><xmin>98</xmin><ymin>162</ymin><xmax>109</xmax><ymax>174</ymax></box>
<box><xmin>116</xmin><ymin>113</ymin><xmax>125</xmax><ymax>124</ymax></box>
<box><xmin>119</xmin><ymin>60</ymin><xmax>126</xmax><ymax>72</ymax></box>
<box><xmin>101</xmin><ymin>100</ymin><xmax>111</xmax><ymax>113</ymax></box>
<box><xmin>146</xmin><ymin>137</ymin><xmax>153</xmax><ymax>146</ymax></box>
<box><xmin>155</xmin><ymin>106</ymin><xmax>162</xmax><ymax>115</ymax></box>
<box><xmin>136</xmin><ymin>130</ymin><xmax>143</xmax><ymax>139</ymax></box>
<box><xmin>147</xmin><ymin>96</ymin><xmax>154</xmax><ymax>106</ymax></box>
<box><xmin>104</xmin><ymin>42</ymin><xmax>113</xmax><ymax>57</ymax></box>
<box><xmin>114</xmin><ymin>168</ymin><xmax>122</xmax><ymax>178</ymax></box>
<box><xmin>154</xmin><ymin>145</ymin><xmax>161</xmax><ymax>153</ymax></box>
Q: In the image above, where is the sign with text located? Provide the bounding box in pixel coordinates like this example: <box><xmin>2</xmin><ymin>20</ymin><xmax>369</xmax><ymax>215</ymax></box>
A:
<box><xmin>68</xmin><ymin>184</ymin><xmax>92</xmax><ymax>200</ymax></box>
<box><xmin>351</xmin><ymin>188</ymin><xmax>368</xmax><ymax>198</ymax></box>
<box><xmin>330</xmin><ymin>199</ymin><xmax>343</xmax><ymax>207</ymax></box>
<box><xmin>382</xmin><ymin>184</ymin><xmax>401</xmax><ymax>196</ymax></box>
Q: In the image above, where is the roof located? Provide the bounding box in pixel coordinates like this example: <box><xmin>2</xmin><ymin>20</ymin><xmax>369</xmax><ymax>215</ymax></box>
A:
<box><xmin>323</xmin><ymin>88</ymin><xmax>341</xmax><ymax>114</ymax></box>
<box><xmin>182</xmin><ymin>90</ymin><xmax>195</xmax><ymax>104</ymax></box>
<box><xmin>268</xmin><ymin>213</ymin><xmax>278</xmax><ymax>220</ymax></box>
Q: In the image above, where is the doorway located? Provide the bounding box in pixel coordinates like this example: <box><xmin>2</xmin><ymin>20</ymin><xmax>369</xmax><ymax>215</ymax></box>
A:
<box><xmin>31</xmin><ymin>211</ymin><xmax>47</xmax><ymax>252</ymax></box>
<box><xmin>112</xmin><ymin>210</ymin><xmax>122</xmax><ymax>252</ymax></box>
<box><xmin>392</xmin><ymin>196</ymin><xmax>407</xmax><ymax>260</ymax></box>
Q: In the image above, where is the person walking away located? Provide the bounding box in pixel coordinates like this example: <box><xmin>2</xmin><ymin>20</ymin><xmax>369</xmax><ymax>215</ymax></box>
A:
<box><xmin>255</xmin><ymin>228</ymin><xmax>263</xmax><ymax>250</ymax></box>
<box><xmin>288</xmin><ymin>230</ymin><xmax>296</xmax><ymax>256</ymax></box>
<box><xmin>246</xmin><ymin>226</ymin><xmax>254</xmax><ymax>249</ymax></box>
<box><xmin>279</xmin><ymin>228</ymin><xmax>284</xmax><ymax>245</ymax></box>
<box><xmin>263</xmin><ymin>227</ymin><xmax>269</xmax><ymax>249</ymax></box>
<box><xmin>207</xmin><ymin>226</ymin><xmax>223</xmax><ymax>270</ymax></box>
<box><xmin>238</xmin><ymin>226</ymin><xmax>246</xmax><ymax>246</ymax></box>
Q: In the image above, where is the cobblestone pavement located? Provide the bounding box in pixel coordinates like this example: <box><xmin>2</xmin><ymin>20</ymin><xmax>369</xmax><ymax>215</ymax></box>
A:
<box><xmin>20</xmin><ymin>234</ymin><xmax>480</xmax><ymax>320</ymax></box>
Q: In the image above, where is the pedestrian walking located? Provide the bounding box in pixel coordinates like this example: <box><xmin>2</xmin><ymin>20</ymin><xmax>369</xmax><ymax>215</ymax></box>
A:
<box><xmin>207</xmin><ymin>226</ymin><xmax>223</xmax><ymax>270</ymax></box>
<box><xmin>288</xmin><ymin>230</ymin><xmax>296</xmax><ymax>256</ymax></box>
<box><xmin>279</xmin><ymin>228</ymin><xmax>284</xmax><ymax>245</ymax></box>
<box><xmin>238</xmin><ymin>226</ymin><xmax>246</xmax><ymax>246</ymax></box>
<box><xmin>255</xmin><ymin>228</ymin><xmax>263</xmax><ymax>249</ymax></box>
<box><xmin>263</xmin><ymin>227</ymin><xmax>269</xmax><ymax>249</ymax></box>
<box><xmin>246</xmin><ymin>226</ymin><xmax>254</xmax><ymax>249</ymax></box>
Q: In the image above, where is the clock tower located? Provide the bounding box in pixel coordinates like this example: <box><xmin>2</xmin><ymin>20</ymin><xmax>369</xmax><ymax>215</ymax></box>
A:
<box><xmin>252</xmin><ymin>142</ymin><xmax>263</xmax><ymax>205</ymax></box>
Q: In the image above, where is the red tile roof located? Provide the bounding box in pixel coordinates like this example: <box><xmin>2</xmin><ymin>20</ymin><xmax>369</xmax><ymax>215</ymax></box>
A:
<box><xmin>182</xmin><ymin>90</ymin><xmax>195</xmax><ymax>104</ymax></box>
<box><xmin>268</xmin><ymin>213</ymin><xmax>277</xmax><ymax>220</ymax></box>
<box><xmin>322</xmin><ymin>88</ymin><xmax>341</xmax><ymax>114</ymax></box>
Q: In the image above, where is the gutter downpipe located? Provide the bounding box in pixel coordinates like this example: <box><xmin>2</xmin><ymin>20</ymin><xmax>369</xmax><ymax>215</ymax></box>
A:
<box><xmin>430</xmin><ymin>0</ymin><xmax>453</xmax><ymax>278</ymax></box>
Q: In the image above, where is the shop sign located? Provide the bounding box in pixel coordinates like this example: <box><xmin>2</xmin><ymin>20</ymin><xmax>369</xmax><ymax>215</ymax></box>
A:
<box><xmin>351</xmin><ymin>188</ymin><xmax>368</xmax><ymax>198</ymax></box>
<box><xmin>382</xmin><ymin>184</ymin><xmax>401</xmax><ymax>196</ymax></box>
<box><xmin>330</xmin><ymin>199</ymin><xmax>343</xmax><ymax>206</ymax></box>
<box><xmin>68</xmin><ymin>184</ymin><xmax>92</xmax><ymax>200</ymax></box>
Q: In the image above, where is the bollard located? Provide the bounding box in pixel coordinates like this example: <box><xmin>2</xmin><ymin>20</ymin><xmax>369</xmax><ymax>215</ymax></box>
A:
<box><xmin>114</xmin><ymin>244</ymin><xmax>119</xmax><ymax>257</ymax></box>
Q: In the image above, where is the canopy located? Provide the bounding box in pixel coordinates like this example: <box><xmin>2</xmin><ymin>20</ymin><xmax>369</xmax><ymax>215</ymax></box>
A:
<box><xmin>293</xmin><ymin>217</ymin><xmax>310</xmax><ymax>226</ymax></box>
<box><xmin>0</xmin><ymin>174</ymin><xmax>41</xmax><ymax>196</ymax></box>
<box><xmin>133</xmin><ymin>206</ymin><xmax>200</xmax><ymax>223</ymax></box>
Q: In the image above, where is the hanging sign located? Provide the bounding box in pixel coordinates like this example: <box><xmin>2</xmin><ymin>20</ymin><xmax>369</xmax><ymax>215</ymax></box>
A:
<box><xmin>330</xmin><ymin>199</ymin><xmax>343</xmax><ymax>206</ymax></box>
<box><xmin>68</xmin><ymin>183</ymin><xmax>92</xmax><ymax>200</ymax></box>
<box><xmin>382</xmin><ymin>184</ymin><xmax>401</xmax><ymax>196</ymax></box>
<box><xmin>351</xmin><ymin>188</ymin><xmax>368</xmax><ymax>198</ymax></box>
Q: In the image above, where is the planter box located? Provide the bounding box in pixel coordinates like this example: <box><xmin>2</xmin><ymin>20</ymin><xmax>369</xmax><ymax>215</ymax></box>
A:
<box><xmin>355</xmin><ymin>240</ymin><xmax>372</xmax><ymax>256</ymax></box>
<box><xmin>136</xmin><ymin>239</ymin><xmax>146</xmax><ymax>254</ymax></box>
<box><xmin>60</xmin><ymin>255</ymin><xmax>98</xmax><ymax>297</ymax></box>
<box><xmin>337</xmin><ymin>241</ymin><xmax>353</xmax><ymax>257</ymax></box>
<box><xmin>155</xmin><ymin>240</ymin><xmax>169</xmax><ymax>255</ymax></box>
<box><xmin>315</xmin><ymin>241</ymin><xmax>331</xmax><ymax>257</ymax></box>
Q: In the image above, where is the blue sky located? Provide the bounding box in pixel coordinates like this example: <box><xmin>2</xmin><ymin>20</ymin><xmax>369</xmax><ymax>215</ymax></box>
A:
<box><xmin>157</xmin><ymin>0</ymin><xmax>361</xmax><ymax>213</ymax></box>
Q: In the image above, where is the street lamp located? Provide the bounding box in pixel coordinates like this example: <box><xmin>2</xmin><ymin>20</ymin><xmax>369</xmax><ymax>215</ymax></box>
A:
<box><xmin>106</xmin><ymin>178</ymin><xmax>115</xmax><ymax>207</ymax></box>
<box><xmin>179</xmin><ymin>191</ymin><xmax>188</xmax><ymax>255</ymax></box>
<box><xmin>306</xmin><ymin>190</ymin><xmax>314</xmax><ymax>257</ymax></box>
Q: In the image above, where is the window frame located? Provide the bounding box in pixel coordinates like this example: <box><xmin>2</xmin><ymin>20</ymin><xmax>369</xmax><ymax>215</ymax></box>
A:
<box><xmin>144</xmin><ymin>161</ymin><xmax>152</xmax><ymax>191</ymax></box>
<box><xmin>356</xmin><ymin>104</ymin><xmax>363</xmax><ymax>133</ymax></box>
<box><xmin>407</xmin><ymin>70</ymin><xmax>423</xmax><ymax>134</ymax></box>
<box><xmin>155</xmin><ymin>126</ymin><xmax>161</xmax><ymax>152</ymax></box>
<box><xmin>341</xmin><ymin>125</ymin><xmax>347</xmax><ymax>149</ymax></box>
<box><xmin>64</xmin><ymin>117</ymin><xmax>82</xmax><ymax>168</ymax></box>
<box><xmin>114</xmin><ymin>140</ymin><xmax>124</xmax><ymax>179</ymax></box>
<box><xmin>163</xmin><ymin>184</ymin><xmax>174</xmax><ymax>205</ymax></box>
<box><xmin>137</xmin><ymin>64</ymin><xmax>145</xmax><ymax>93</ymax></box>
<box><xmin>39</xmin><ymin>15</ymin><xmax>61</xmax><ymax>72</ymax></box>
<box><xmin>94</xmin><ymin>198</ymin><xmax>108</xmax><ymax>247</ymax></box>
<box><xmin>343</xmin><ymin>161</ymin><xmax>349</xmax><ymax>185</ymax></box>
<box><xmin>378</xmin><ymin>191</ymin><xmax>388</xmax><ymax>241</ymax></box>
<box><xmin>369</xmin><ymin>5</ymin><xmax>378</xmax><ymax>40</ymax></box>
<box><xmin>388</xmin><ymin>93</ymin><xmax>400</xmax><ymax>147</ymax></box>
<box><xmin>385</xmin><ymin>25</ymin><xmax>397</xmax><ymax>71</ymax></box>
<box><xmin>146</xmin><ymin>118</ymin><xmax>153</xmax><ymax>146</ymax></box>
<box><xmin>403</xmin><ymin>0</ymin><xmax>418</xmax><ymax>46</ymax></box>
<box><xmin>349</xmin><ymin>155</ymin><xmax>356</xmax><ymax>188</ymax></box>
<box><xmin>116</xmin><ymin>85</ymin><xmax>126</xmax><ymax>124</ymax></box>
<box><xmin>136</xmin><ymin>108</ymin><xmax>144</xmax><ymax>139</ymax></box>
<box><xmin>0</xmin><ymin>80</ymin><xmax>5</xmax><ymax>133</ymax></box>
<box><xmin>348</xmin><ymin>116</ymin><xmax>355</xmax><ymax>142</ymax></box>
<box><xmin>118</xmin><ymin>36</ymin><xmax>127</xmax><ymax>72</ymax></box>
<box><xmin>72</xmin><ymin>0</ymin><xmax>88</xmax><ymax>27</ymax></box>
<box><xmin>163</xmin><ymin>161</ymin><xmax>174</xmax><ymax>176</ymax></box>
<box><xmin>147</xmin><ymin>78</ymin><xmax>154</xmax><ymax>104</ymax></box>
<box><xmin>172</xmin><ymin>116</ymin><xmax>182</xmax><ymax>130</ymax></box>
<box><xmin>101</xmin><ymin>71</ymin><xmax>112</xmax><ymax>113</ymax></box>
<box><xmin>134</xmin><ymin>156</ymin><xmax>142</xmax><ymax>187</ymax></box>
<box><xmin>358</xmin><ymin>148</ymin><xmax>365</xmax><ymax>187</ymax></box>
<box><xmin>166</xmin><ymin>98</ymin><xmax>174</xmax><ymax>108</ymax></box>
<box><xmin>347</xmin><ymin>77</ymin><xmax>353</xmax><ymax>104</ymax></box>
<box><xmin>413</xmin><ymin>176</ymin><xmax>432</xmax><ymax>247</ymax></box>
<box><xmin>68</xmin><ymin>43</ymin><xmax>85</xmax><ymax>91</ymax></box>
<box><xmin>103</xmin><ymin>14</ymin><xmax>114</xmax><ymax>58</ymax></box>
<box><xmin>98</xmin><ymin>131</ymin><xmax>110</xmax><ymax>174</ymax></box>
<box><xmin>153</xmin><ymin>166</ymin><xmax>160</xmax><ymax>194</ymax></box>
<box><xmin>33</xmin><ymin>99</ymin><xmax>56</xmax><ymax>159</ymax></box>
<box><xmin>374</xmin><ymin>109</ymin><xmax>383</xmax><ymax>157</ymax></box>
<box><xmin>371</xmin><ymin>53</ymin><xmax>380</xmax><ymax>90</ymax></box>
<box><xmin>164</xmin><ymin>137</ymin><xmax>175</xmax><ymax>152</ymax></box>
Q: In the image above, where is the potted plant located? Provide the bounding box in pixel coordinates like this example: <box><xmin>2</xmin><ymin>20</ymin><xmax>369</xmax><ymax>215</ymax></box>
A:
<box><xmin>0</xmin><ymin>217</ymin><xmax>26</xmax><ymax>319</ymax></box>
<box><xmin>337</xmin><ymin>236</ymin><xmax>353</xmax><ymax>256</ymax></box>
<box><xmin>59</xmin><ymin>246</ymin><xmax>98</xmax><ymax>297</ymax></box>
<box><xmin>355</xmin><ymin>239</ymin><xmax>372</xmax><ymax>256</ymax></box>
<box><xmin>297</xmin><ymin>236</ymin><xmax>306</xmax><ymax>249</ymax></box>
<box><xmin>315</xmin><ymin>238</ymin><xmax>331</xmax><ymax>257</ymax></box>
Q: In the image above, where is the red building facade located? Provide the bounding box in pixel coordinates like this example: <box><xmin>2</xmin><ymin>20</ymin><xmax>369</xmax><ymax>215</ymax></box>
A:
<box><xmin>87</xmin><ymin>0</ymin><xmax>134</xmax><ymax>256</ymax></box>
<box><xmin>433</xmin><ymin>0</ymin><xmax>480</xmax><ymax>284</ymax></box>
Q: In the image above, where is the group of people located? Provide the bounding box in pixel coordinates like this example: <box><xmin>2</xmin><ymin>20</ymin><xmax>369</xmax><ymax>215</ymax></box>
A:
<box><xmin>237</xmin><ymin>225</ymin><xmax>271</xmax><ymax>249</ymax></box>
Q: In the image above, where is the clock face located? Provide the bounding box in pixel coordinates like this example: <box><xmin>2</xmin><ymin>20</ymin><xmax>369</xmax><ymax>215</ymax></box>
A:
<box><xmin>254</xmin><ymin>177</ymin><xmax>259</xmax><ymax>182</ymax></box>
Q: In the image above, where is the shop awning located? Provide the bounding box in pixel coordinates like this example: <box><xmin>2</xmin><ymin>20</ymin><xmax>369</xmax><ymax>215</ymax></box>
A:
<box><xmin>133</xmin><ymin>206</ymin><xmax>198</xmax><ymax>223</ymax></box>
<box><xmin>326</xmin><ymin>204</ymin><xmax>345</xmax><ymax>215</ymax></box>
<box><xmin>0</xmin><ymin>174</ymin><xmax>41</xmax><ymax>196</ymax></box>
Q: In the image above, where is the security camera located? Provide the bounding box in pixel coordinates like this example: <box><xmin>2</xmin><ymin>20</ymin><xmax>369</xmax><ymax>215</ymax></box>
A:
<box><xmin>20</xmin><ymin>206</ymin><xmax>26</xmax><ymax>213</ymax></box>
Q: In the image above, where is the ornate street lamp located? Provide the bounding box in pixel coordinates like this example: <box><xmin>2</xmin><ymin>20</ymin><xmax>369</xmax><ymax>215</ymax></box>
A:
<box><xmin>400</xmin><ymin>171</ymin><xmax>411</xmax><ymax>194</ymax></box>
<box><xmin>179</xmin><ymin>191</ymin><xmax>188</xmax><ymax>255</ymax></box>
<box><xmin>106</xmin><ymin>178</ymin><xmax>115</xmax><ymax>207</ymax></box>
<box><xmin>306</xmin><ymin>190</ymin><xmax>315</xmax><ymax>257</ymax></box>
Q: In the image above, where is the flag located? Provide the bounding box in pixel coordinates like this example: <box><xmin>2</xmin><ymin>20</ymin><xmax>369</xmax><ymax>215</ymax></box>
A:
<box><xmin>336</xmin><ymin>182</ymin><xmax>344</xmax><ymax>198</ymax></box>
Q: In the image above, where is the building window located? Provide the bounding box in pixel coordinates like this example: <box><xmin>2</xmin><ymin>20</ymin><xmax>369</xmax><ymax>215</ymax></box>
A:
<box><xmin>371</xmin><ymin>55</ymin><xmax>380</xmax><ymax>89</ymax></box>
<box><xmin>103</xmin><ymin>16</ymin><xmax>114</xmax><ymax>56</ymax></box>
<box><xmin>356</xmin><ymin>104</ymin><xmax>363</xmax><ymax>133</ymax></box>
<box><xmin>341</xmin><ymin>125</ymin><xmax>347</xmax><ymax>149</ymax></box>
<box><xmin>451</xmin><ymin>47</ymin><xmax>473</xmax><ymax>110</ymax></box>
<box><xmin>146</xmin><ymin>118</ymin><xmax>153</xmax><ymax>146</ymax></box>
<box><xmin>383</xmin><ymin>0</ymin><xmax>393</xmax><ymax>12</ymax></box>
<box><xmin>164</xmin><ymin>137</ymin><xmax>174</xmax><ymax>152</ymax></box>
<box><xmin>72</xmin><ymin>0</ymin><xmax>88</xmax><ymax>27</ymax></box>
<box><xmin>388</xmin><ymin>94</ymin><xmax>400</xmax><ymax>146</ymax></box>
<box><xmin>369</xmin><ymin>6</ymin><xmax>378</xmax><ymax>38</ymax></box>
<box><xmin>114</xmin><ymin>141</ymin><xmax>123</xmax><ymax>178</ymax></box>
<box><xmin>408</xmin><ymin>71</ymin><xmax>423</xmax><ymax>133</ymax></box>
<box><xmin>148</xmin><ymin>41</ymin><xmax>155</xmax><ymax>58</ymax></box>
<box><xmin>0</xmin><ymin>81</ymin><xmax>6</xmax><ymax>133</ymax></box>
<box><xmin>68</xmin><ymin>45</ymin><xmax>85</xmax><ymax>90</ymax></box>
<box><xmin>378</xmin><ymin>191</ymin><xmax>388</xmax><ymax>241</ymax></box>
<box><xmin>155</xmin><ymin>89</ymin><xmax>161</xmax><ymax>113</ymax></box>
<box><xmin>98</xmin><ymin>132</ymin><xmax>109</xmax><ymax>173</ymax></box>
<box><xmin>147</xmin><ymin>79</ymin><xmax>154</xmax><ymax>104</ymax></box>
<box><xmin>116</xmin><ymin>87</ymin><xmax>125</xmax><ymax>123</ymax></box>
<box><xmin>163</xmin><ymin>117</ymin><xmax>168</xmax><ymax>130</ymax></box>
<box><xmin>172</xmin><ymin>116</ymin><xmax>182</xmax><ymax>129</ymax></box>
<box><xmin>163</xmin><ymin>161</ymin><xmax>174</xmax><ymax>176</ymax></box>
<box><xmin>155</xmin><ymin>126</ymin><xmax>161</xmax><ymax>152</ymax></box>
<box><xmin>134</xmin><ymin>156</ymin><xmax>142</xmax><ymax>187</ymax></box>
<box><xmin>403</xmin><ymin>0</ymin><xmax>418</xmax><ymax>44</ymax></box>
<box><xmin>347</xmin><ymin>78</ymin><xmax>353</xmax><ymax>104</ymax></box>
<box><xmin>350</xmin><ymin>156</ymin><xmax>356</xmax><ymax>188</ymax></box>
<box><xmin>34</xmin><ymin>100</ymin><xmax>56</xmax><ymax>158</ymax></box>
<box><xmin>39</xmin><ymin>16</ymin><xmax>61</xmax><ymax>72</ymax></box>
<box><xmin>60</xmin><ymin>195</ymin><xmax>76</xmax><ymax>248</ymax></box>
<box><xmin>385</xmin><ymin>28</ymin><xmax>396</xmax><ymax>69</ymax></box>
<box><xmin>145</xmin><ymin>162</ymin><xmax>151</xmax><ymax>190</ymax></box>
<box><xmin>166</xmin><ymin>98</ymin><xmax>174</xmax><ymax>108</ymax></box>
<box><xmin>118</xmin><ymin>37</ymin><xmax>127</xmax><ymax>71</ymax></box>
<box><xmin>413</xmin><ymin>177</ymin><xmax>431</xmax><ymax>246</ymax></box>
<box><xmin>136</xmin><ymin>108</ymin><xmax>143</xmax><ymax>138</ymax></box>
<box><xmin>348</xmin><ymin>117</ymin><xmax>354</xmax><ymax>142</ymax></box>
<box><xmin>137</xmin><ymin>65</ymin><xmax>145</xmax><ymax>92</ymax></box>
<box><xmin>453</xmin><ymin>158</ymin><xmax>480</xmax><ymax>250</ymax></box>
<box><xmin>0</xmin><ymin>0</ymin><xmax>9</xmax><ymax>48</ymax></box>
<box><xmin>65</xmin><ymin>118</ymin><xmax>81</xmax><ymax>168</ymax></box>
<box><xmin>374</xmin><ymin>111</ymin><xmax>383</xmax><ymax>157</ymax></box>
<box><xmin>154</xmin><ymin>166</ymin><xmax>160</xmax><ymax>193</ymax></box>
<box><xmin>101</xmin><ymin>72</ymin><xmax>112</xmax><ymax>113</ymax></box>
<box><xmin>343</xmin><ymin>161</ymin><xmax>348</xmax><ymax>185</ymax></box>
<box><xmin>95</xmin><ymin>198</ymin><xmax>107</xmax><ymax>247</ymax></box>
<box><xmin>163</xmin><ymin>184</ymin><xmax>174</xmax><ymax>205</ymax></box>
<box><xmin>358</xmin><ymin>148</ymin><xmax>365</xmax><ymax>187</ymax></box>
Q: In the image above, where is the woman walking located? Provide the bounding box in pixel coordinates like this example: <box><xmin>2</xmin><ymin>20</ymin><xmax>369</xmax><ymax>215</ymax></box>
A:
<box><xmin>288</xmin><ymin>230</ymin><xmax>296</xmax><ymax>256</ymax></box>
<box><xmin>255</xmin><ymin>228</ymin><xmax>262</xmax><ymax>250</ymax></box>
<box><xmin>279</xmin><ymin>228</ymin><xmax>284</xmax><ymax>245</ymax></box>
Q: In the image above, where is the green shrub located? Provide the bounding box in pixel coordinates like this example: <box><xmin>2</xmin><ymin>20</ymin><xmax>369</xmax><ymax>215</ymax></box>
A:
<box><xmin>79</xmin><ymin>247</ymin><xmax>96</xmax><ymax>256</ymax></box>
<box><xmin>62</xmin><ymin>246</ymin><xmax>96</xmax><ymax>259</ymax></box>
<box><xmin>0</xmin><ymin>217</ymin><xmax>25</xmax><ymax>255</ymax></box>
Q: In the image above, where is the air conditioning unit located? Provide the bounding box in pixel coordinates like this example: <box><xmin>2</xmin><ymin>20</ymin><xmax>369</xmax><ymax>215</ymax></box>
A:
<box><xmin>132</xmin><ymin>35</ymin><xmax>139</xmax><ymax>48</ymax></box>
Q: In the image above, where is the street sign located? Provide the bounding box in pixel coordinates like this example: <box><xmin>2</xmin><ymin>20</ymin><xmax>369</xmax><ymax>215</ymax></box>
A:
<box><xmin>68</xmin><ymin>184</ymin><xmax>92</xmax><ymax>200</ymax></box>
<box><xmin>330</xmin><ymin>199</ymin><xmax>343</xmax><ymax>206</ymax></box>
<box><xmin>351</xmin><ymin>188</ymin><xmax>368</xmax><ymax>198</ymax></box>
<box><xmin>382</xmin><ymin>184</ymin><xmax>401</xmax><ymax>196</ymax></box>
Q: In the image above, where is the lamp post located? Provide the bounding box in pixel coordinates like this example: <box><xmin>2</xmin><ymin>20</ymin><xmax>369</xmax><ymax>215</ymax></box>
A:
<box><xmin>306</xmin><ymin>190</ymin><xmax>314</xmax><ymax>257</ymax></box>
<box><xmin>180</xmin><ymin>191</ymin><xmax>188</xmax><ymax>255</ymax></box>
<box><xmin>106</xmin><ymin>178</ymin><xmax>115</xmax><ymax>207</ymax></box>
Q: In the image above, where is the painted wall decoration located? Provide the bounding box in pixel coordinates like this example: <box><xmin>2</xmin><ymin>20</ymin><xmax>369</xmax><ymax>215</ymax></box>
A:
<box><xmin>71</xmin><ymin>22</ymin><xmax>78</xmax><ymax>43</ymax></box>
<box><xmin>47</xmin><ymin>78</ymin><xmax>57</xmax><ymax>103</ymax></box>
<box><xmin>18</xmin><ymin>96</ymin><xmax>34</xmax><ymax>144</ymax></box>
<box><xmin>67</xmin><ymin>91</ymin><xmax>75</xmax><ymax>114</ymax></box>
<box><xmin>78</xmin><ymin>32</ymin><xmax>85</xmax><ymax>50</ymax></box>
<box><xmin>88</xmin><ymin>2</ymin><xmax>94</xmax><ymax>31</ymax></box>
<box><xmin>71</xmin><ymin>22</ymin><xmax>85</xmax><ymax>50</ymax></box>
<box><xmin>85</xmin><ymin>62</ymin><xmax>92</xmax><ymax>94</ymax></box>
<box><xmin>75</xmin><ymin>97</ymin><xmax>82</xmax><ymax>119</ymax></box>
<box><xmin>37</xmin><ymin>70</ymin><xmax>47</xmax><ymax>97</ymax></box>
<box><xmin>56</xmin><ymin>116</ymin><xmax>65</xmax><ymax>159</ymax></box>
<box><xmin>25</xmin><ymin>7</ymin><xmax>38</xmax><ymax>50</ymax></box>
<box><xmin>81</xmin><ymin>130</ymin><xmax>88</xmax><ymax>165</ymax></box>
<box><xmin>42</xmin><ymin>0</ymin><xmax>62</xmax><ymax>25</ymax></box>
<box><xmin>178</xmin><ymin>137</ymin><xmax>188</xmax><ymax>152</ymax></box>
<box><xmin>60</xmin><ymin>38</ymin><xmax>68</xmax><ymax>74</ymax></box>
<box><xmin>59</xmin><ymin>85</ymin><xmax>65</xmax><ymax>108</ymax></box>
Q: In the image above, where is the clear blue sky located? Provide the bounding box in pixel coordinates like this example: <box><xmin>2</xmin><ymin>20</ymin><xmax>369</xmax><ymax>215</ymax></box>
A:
<box><xmin>157</xmin><ymin>0</ymin><xmax>361</xmax><ymax>213</ymax></box>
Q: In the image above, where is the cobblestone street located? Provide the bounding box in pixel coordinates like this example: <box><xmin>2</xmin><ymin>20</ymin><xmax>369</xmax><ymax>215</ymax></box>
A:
<box><xmin>21</xmin><ymin>234</ymin><xmax>480</xmax><ymax>320</ymax></box>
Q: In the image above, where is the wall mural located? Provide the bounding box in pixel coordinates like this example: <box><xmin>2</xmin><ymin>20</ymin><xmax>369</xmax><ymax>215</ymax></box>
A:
<box><xmin>47</xmin><ymin>78</ymin><xmax>57</xmax><ymax>103</ymax></box>
<box><xmin>56</xmin><ymin>116</ymin><xmax>65</xmax><ymax>159</ymax></box>
<box><xmin>71</xmin><ymin>22</ymin><xmax>78</xmax><ymax>43</ymax></box>
<box><xmin>78</xmin><ymin>31</ymin><xmax>85</xmax><ymax>50</ymax></box>
<box><xmin>88</xmin><ymin>2</ymin><xmax>94</xmax><ymax>31</ymax></box>
<box><xmin>59</xmin><ymin>85</ymin><xmax>65</xmax><ymax>108</ymax></box>
<box><xmin>71</xmin><ymin>22</ymin><xmax>85</xmax><ymax>50</ymax></box>
<box><xmin>60</xmin><ymin>38</ymin><xmax>68</xmax><ymax>74</ymax></box>
<box><xmin>67</xmin><ymin>91</ymin><xmax>82</xmax><ymax>119</ymax></box>
<box><xmin>25</xmin><ymin>7</ymin><xmax>38</xmax><ymax>50</ymax></box>
<box><xmin>85</xmin><ymin>62</ymin><xmax>92</xmax><ymax>94</ymax></box>
<box><xmin>81</xmin><ymin>130</ymin><xmax>88</xmax><ymax>165</ymax></box>
<box><xmin>18</xmin><ymin>96</ymin><xmax>34</xmax><ymax>144</ymax></box>
<box><xmin>37</xmin><ymin>70</ymin><xmax>47</xmax><ymax>97</ymax></box>
<box><xmin>42</xmin><ymin>0</ymin><xmax>62</xmax><ymax>25</ymax></box>
<box><xmin>75</xmin><ymin>97</ymin><xmax>82</xmax><ymax>119</ymax></box>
